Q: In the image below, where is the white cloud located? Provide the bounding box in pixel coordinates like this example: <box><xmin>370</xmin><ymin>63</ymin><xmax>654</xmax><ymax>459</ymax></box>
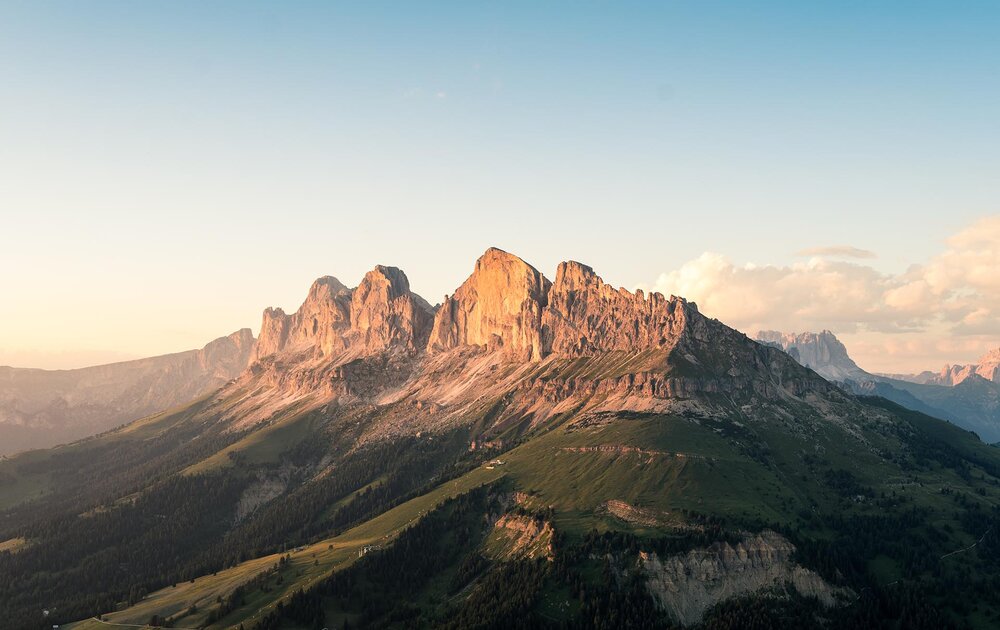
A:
<box><xmin>795</xmin><ymin>245</ymin><xmax>876</xmax><ymax>259</ymax></box>
<box><xmin>645</xmin><ymin>216</ymin><xmax>1000</xmax><ymax>372</ymax></box>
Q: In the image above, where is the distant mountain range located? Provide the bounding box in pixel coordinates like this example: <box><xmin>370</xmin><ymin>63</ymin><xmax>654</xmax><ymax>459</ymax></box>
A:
<box><xmin>3</xmin><ymin>248</ymin><xmax>1000</xmax><ymax>629</ymax></box>
<box><xmin>757</xmin><ymin>329</ymin><xmax>1000</xmax><ymax>443</ymax></box>
<box><xmin>880</xmin><ymin>348</ymin><xmax>1000</xmax><ymax>386</ymax></box>
<box><xmin>0</xmin><ymin>329</ymin><xmax>255</xmax><ymax>454</ymax></box>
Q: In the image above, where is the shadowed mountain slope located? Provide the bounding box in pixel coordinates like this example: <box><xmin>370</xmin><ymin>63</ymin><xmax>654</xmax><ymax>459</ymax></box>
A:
<box><xmin>758</xmin><ymin>329</ymin><xmax>1000</xmax><ymax>443</ymax></box>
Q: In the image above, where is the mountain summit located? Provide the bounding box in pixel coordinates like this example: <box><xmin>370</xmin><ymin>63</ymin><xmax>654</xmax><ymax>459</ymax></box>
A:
<box><xmin>4</xmin><ymin>248</ymin><xmax>1000</xmax><ymax>630</ymax></box>
<box><xmin>891</xmin><ymin>347</ymin><xmax>1000</xmax><ymax>386</ymax></box>
<box><xmin>756</xmin><ymin>329</ymin><xmax>868</xmax><ymax>383</ymax></box>
<box><xmin>228</xmin><ymin>248</ymin><xmax>828</xmax><ymax>437</ymax></box>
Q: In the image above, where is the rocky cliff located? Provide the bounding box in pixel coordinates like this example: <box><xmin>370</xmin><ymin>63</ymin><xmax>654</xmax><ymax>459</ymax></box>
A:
<box><xmin>253</xmin><ymin>267</ymin><xmax>433</xmax><ymax>363</ymax></box>
<box><xmin>756</xmin><ymin>330</ymin><xmax>868</xmax><ymax>383</ymax></box>
<box><xmin>350</xmin><ymin>266</ymin><xmax>434</xmax><ymax>353</ymax></box>
<box><xmin>541</xmin><ymin>261</ymin><xmax>693</xmax><ymax>356</ymax></box>
<box><xmin>231</xmin><ymin>248</ymin><xmax>836</xmax><ymax>441</ymax></box>
<box><xmin>427</xmin><ymin>248</ymin><xmax>550</xmax><ymax>361</ymax></box>
<box><xmin>638</xmin><ymin>531</ymin><xmax>847</xmax><ymax>625</ymax></box>
<box><xmin>253</xmin><ymin>276</ymin><xmax>353</xmax><ymax>361</ymax></box>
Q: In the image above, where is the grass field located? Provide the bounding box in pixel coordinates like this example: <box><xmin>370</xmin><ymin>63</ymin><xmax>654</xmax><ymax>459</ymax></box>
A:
<box><xmin>182</xmin><ymin>402</ymin><xmax>319</xmax><ymax>475</ymax></box>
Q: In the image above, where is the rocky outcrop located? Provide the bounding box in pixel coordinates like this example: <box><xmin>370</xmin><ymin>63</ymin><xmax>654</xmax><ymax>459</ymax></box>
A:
<box><xmin>253</xmin><ymin>268</ymin><xmax>433</xmax><ymax>362</ymax></box>
<box><xmin>426</xmin><ymin>251</ymin><xmax>703</xmax><ymax>365</ymax></box>
<box><xmin>639</xmin><ymin>531</ymin><xmax>847</xmax><ymax>625</ymax></box>
<box><xmin>976</xmin><ymin>349</ymin><xmax>1000</xmax><ymax>383</ymax></box>
<box><xmin>229</xmin><ymin>249</ymin><xmax>844</xmax><ymax>443</ymax></box>
<box><xmin>201</xmin><ymin>328</ymin><xmax>256</xmax><ymax>375</ymax></box>
<box><xmin>253</xmin><ymin>307</ymin><xmax>291</xmax><ymax>362</ymax></box>
<box><xmin>427</xmin><ymin>248</ymin><xmax>550</xmax><ymax>361</ymax></box>
<box><xmin>487</xmin><ymin>513</ymin><xmax>554</xmax><ymax>560</ymax></box>
<box><xmin>253</xmin><ymin>276</ymin><xmax>353</xmax><ymax>361</ymax></box>
<box><xmin>542</xmin><ymin>261</ymin><xmax>693</xmax><ymax>356</ymax></box>
<box><xmin>349</xmin><ymin>266</ymin><xmax>433</xmax><ymax>353</ymax></box>
<box><xmin>906</xmin><ymin>348</ymin><xmax>1000</xmax><ymax>386</ymax></box>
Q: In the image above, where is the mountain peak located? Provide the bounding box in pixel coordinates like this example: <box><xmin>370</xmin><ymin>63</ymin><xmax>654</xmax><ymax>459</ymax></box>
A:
<box><xmin>755</xmin><ymin>330</ymin><xmax>868</xmax><ymax>383</ymax></box>
<box><xmin>929</xmin><ymin>348</ymin><xmax>1000</xmax><ymax>386</ymax></box>
<box><xmin>307</xmin><ymin>275</ymin><xmax>349</xmax><ymax>296</ymax></box>
<box><xmin>351</xmin><ymin>265</ymin><xmax>433</xmax><ymax>353</ymax></box>
<box><xmin>543</xmin><ymin>261</ymin><xmax>693</xmax><ymax>357</ymax></box>
<box><xmin>427</xmin><ymin>248</ymin><xmax>550</xmax><ymax>360</ymax></box>
<box><xmin>253</xmin><ymin>267</ymin><xmax>432</xmax><ymax>362</ymax></box>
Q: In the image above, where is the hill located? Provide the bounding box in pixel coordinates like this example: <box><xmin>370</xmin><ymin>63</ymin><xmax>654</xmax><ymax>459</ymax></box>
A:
<box><xmin>0</xmin><ymin>329</ymin><xmax>255</xmax><ymax>455</ymax></box>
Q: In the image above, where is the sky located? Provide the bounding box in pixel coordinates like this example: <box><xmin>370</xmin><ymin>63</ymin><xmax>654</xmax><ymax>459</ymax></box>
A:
<box><xmin>1</xmin><ymin>1</ymin><xmax>998</xmax><ymax>373</ymax></box>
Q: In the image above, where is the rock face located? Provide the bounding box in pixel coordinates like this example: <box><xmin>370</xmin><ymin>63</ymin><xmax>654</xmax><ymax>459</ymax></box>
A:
<box><xmin>427</xmin><ymin>248</ymin><xmax>550</xmax><ymax>361</ymax></box>
<box><xmin>978</xmin><ymin>349</ymin><xmax>1000</xmax><ymax>383</ymax></box>
<box><xmin>426</xmin><ymin>251</ymin><xmax>701</xmax><ymax>364</ymax></box>
<box><xmin>350</xmin><ymin>266</ymin><xmax>434</xmax><ymax>353</ymax></box>
<box><xmin>542</xmin><ymin>261</ymin><xmax>693</xmax><ymax>356</ymax></box>
<box><xmin>236</xmin><ymin>248</ymin><xmax>835</xmax><ymax>436</ymax></box>
<box><xmin>639</xmin><ymin>531</ymin><xmax>847</xmax><ymax>625</ymax></box>
<box><xmin>756</xmin><ymin>330</ymin><xmax>868</xmax><ymax>383</ymax></box>
<box><xmin>0</xmin><ymin>329</ymin><xmax>256</xmax><ymax>455</ymax></box>
<box><xmin>253</xmin><ymin>276</ymin><xmax>353</xmax><ymax>361</ymax></box>
<box><xmin>487</xmin><ymin>513</ymin><xmax>554</xmax><ymax>561</ymax></box>
<box><xmin>253</xmin><ymin>268</ymin><xmax>433</xmax><ymax>361</ymax></box>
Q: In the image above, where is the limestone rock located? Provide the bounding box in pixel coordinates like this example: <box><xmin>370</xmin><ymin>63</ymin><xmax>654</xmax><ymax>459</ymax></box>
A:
<box><xmin>253</xmin><ymin>307</ymin><xmax>291</xmax><ymax>362</ymax></box>
<box><xmin>427</xmin><ymin>248</ymin><xmax>550</xmax><ymax>361</ymax></box>
<box><xmin>639</xmin><ymin>531</ymin><xmax>848</xmax><ymax>625</ymax></box>
<box><xmin>252</xmin><ymin>276</ymin><xmax>353</xmax><ymax>361</ymax></box>
<box><xmin>930</xmin><ymin>349</ymin><xmax>1000</xmax><ymax>385</ymax></box>
<box><xmin>253</xmin><ymin>269</ymin><xmax>432</xmax><ymax>362</ymax></box>
<box><xmin>287</xmin><ymin>276</ymin><xmax>353</xmax><ymax>356</ymax></box>
<box><xmin>349</xmin><ymin>266</ymin><xmax>433</xmax><ymax>352</ymax></box>
<box><xmin>542</xmin><ymin>260</ymin><xmax>693</xmax><ymax>356</ymax></box>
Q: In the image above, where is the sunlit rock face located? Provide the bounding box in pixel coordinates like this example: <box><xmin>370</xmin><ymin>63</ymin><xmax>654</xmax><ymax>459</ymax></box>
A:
<box><xmin>253</xmin><ymin>276</ymin><xmax>353</xmax><ymax>361</ymax></box>
<box><xmin>252</xmin><ymin>268</ymin><xmax>432</xmax><ymax>362</ymax></box>
<box><xmin>349</xmin><ymin>265</ymin><xmax>433</xmax><ymax>353</ymax></box>
<box><xmin>427</xmin><ymin>248</ymin><xmax>550</xmax><ymax>361</ymax></box>
<box><xmin>542</xmin><ymin>260</ymin><xmax>694</xmax><ymax>357</ymax></box>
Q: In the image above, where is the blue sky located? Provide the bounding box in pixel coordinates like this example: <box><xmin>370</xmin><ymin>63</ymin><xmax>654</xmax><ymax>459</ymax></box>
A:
<box><xmin>1</xmin><ymin>2</ymin><xmax>998</xmax><ymax>371</ymax></box>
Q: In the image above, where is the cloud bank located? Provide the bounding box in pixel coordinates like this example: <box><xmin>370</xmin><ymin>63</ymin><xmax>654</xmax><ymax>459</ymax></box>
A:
<box><xmin>647</xmin><ymin>216</ymin><xmax>1000</xmax><ymax>372</ymax></box>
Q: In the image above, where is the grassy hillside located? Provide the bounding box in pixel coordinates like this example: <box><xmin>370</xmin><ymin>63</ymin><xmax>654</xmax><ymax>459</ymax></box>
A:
<box><xmin>57</xmin><ymin>399</ymin><xmax>1000</xmax><ymax>629</ymax></box>
<box><xmin>66</xmin><ymin>467</ymin><xmax>505</xmax><ymax>630</ymax></box>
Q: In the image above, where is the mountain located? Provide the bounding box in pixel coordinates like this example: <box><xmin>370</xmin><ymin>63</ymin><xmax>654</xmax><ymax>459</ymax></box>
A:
<box><xmin>2</xmin><ymin>249</ymin><xmax>1000</xmax><ymax>630</ymax></box>
<box><xmin>757</xmin><ymin>329</ymin><xmax>1000</xmax><ymax>443</ymax></box>
<box><xmin>884</xmin><ymin>347</ymin><xmax>1000</xmax><ymax>386</ymax></box>
<box><xmin>0</xmin><ymin>329</ymin><xmax>255</xmax><ymax>455</ymax></box>
<box><xmin>755</xmin><ymin>330</ymin><xmax>869</xmax><ymax>382</ymax></box>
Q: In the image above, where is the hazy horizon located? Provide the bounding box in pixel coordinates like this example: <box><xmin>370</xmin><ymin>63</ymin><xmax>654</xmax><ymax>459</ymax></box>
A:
<box><xmin>2</xmin><ymin>2</ymin><xmax>998</xmax><ymax>373</ymax></box>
